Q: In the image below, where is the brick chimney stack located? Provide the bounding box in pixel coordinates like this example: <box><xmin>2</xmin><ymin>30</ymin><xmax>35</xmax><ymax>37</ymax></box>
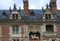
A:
<box><xmin>23</xmin><ymin>0</ymin><xmax>29</xmax><ymax>16</ymax></box>
<box><xmin>50</xmin><ymin>0</ymin><xmax>57</xmax><ymax>14</ymax></box>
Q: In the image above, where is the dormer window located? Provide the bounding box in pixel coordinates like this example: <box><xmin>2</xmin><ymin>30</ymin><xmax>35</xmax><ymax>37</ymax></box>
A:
<box><xmin>45</xmin><ymin>14</ymin><xmax>51</xmax><ymax>19</ymax></box>
<box><xmin>9</xmin><ymin>4</ymin><xmax>21</xmax><ymax>19</ymax></box>
<box><xmin>30</xmin><ymin>11</ymin><xmax>35</xmax><ymax>16</ymax></box>
<box><xmin>12</xmin><ymin>14</ymin><xmax>18</xmax><ymax>19</ymax></box>
<box><xmin>2</xmin><ymin>10</ymin><xmax>7</xmax><ymax>16</ymax></box>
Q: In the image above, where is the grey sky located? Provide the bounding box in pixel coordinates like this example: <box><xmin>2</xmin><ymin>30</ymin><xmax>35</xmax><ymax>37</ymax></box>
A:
<box><xmin>0</xmin><ymin>0</ymin><xmax>60</xmax><ymax>10</ymax></box>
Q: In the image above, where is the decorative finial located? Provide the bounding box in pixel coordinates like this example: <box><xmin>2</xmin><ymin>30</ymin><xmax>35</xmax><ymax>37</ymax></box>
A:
<box><xmin>46</xmin><ymin>4</ymin><xmax>48</xmax><ymax>9</ymax></box>
<box><xmin>19</xmin><ymin>7</ymin><xmax>21</xmax><ymax>12</ymax></box>
<box><xmin>42</xmin><ymin>7</ymin><xmax>44</xmax><ymax>11</ymax></box>
<box><xmin>13</xmin><ymin>4</ymin><xmax>17</xmax><ymax>10</ymax></box>
<box><xmin>9</xmin><ymin>7</ymin><xmax>11</xmax><ymax>13</ymax></box>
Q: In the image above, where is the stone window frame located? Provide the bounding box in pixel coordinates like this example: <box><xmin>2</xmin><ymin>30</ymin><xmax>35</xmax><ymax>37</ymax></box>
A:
<box><xmin>45</xmin><ymin>14</ymin><xmax>51</xmax><ymax>19</ymax></box>
<box><xmin>12</xmin><ymin>25</ymin><xmax>19</xmax><ymax>34</ymax></box>
<box><xmin>45</xmin><ymin>24</ymin><xmax>54</xmax><ymax>33</ymax></box>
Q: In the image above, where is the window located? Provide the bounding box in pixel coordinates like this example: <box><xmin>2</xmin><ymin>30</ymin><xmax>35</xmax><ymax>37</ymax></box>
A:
<box><xmin>46</xmin><ymin>25</ymin><xmax>54</xmax><ymax>32</ymax></box>
<box><xmin>16</xmin><ymin>14</ymin><xmax>18</xmax><ymax>19</ymax></box>
<box><xmin>29</xmin><ymin>32</ymin><xmax>40</xmax><ymax>40</ymax></box>
<box><xmin>52</xmin><ymin>40</ymin><xmax>55</xmax><ymax>41</ymax></box>
<box><xmin>52</xmin><ymin>39</ymin><xmax>56</xmax><ymax>41</ymax></box>
<box><xmin>12</xmin><ymin>26</ymin><xmax>19</xmax><ymax>34</ymax></box>
<box><xmin>12</xmin><ymin>14</ymin><xmax>15</xmax><ymax>19</ymax></box>
<box><xmin>30</xmin><ymin>11</ymin><xmax>35</xmax><ymax>16</ymax></box>
<box><xmin>12</xmin><ymin>14</ymin><xmax>18</xmax><ymax>19</ymax></box>
<box><xmin>13</xmin><ymin>39</ymin><xmax>19</xmax><ymax>41</ymax></box>
<box><xmin>45</xmin><ymin>14</ymin><xmax>51</xmax><ymax>19</ymax></box>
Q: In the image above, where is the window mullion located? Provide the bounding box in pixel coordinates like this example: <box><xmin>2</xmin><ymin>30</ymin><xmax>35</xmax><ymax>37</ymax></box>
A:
<box><xmin>15</xmin><ymin>26</ymin><xmax>17</xmax><ymax>34</ymax></box>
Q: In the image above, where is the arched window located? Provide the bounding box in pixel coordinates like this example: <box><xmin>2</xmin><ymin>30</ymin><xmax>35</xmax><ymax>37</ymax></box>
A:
<box><xmin>35</xmin><ymin>32</ymin><xmax>40</xmax><ymax>40</ymax></box>
<box><xmin>29</xmin><ymin>31</ymin><xmax>34</xmax><ymax>39</ymax></box>
<box><xmin>29</xmin><ymin>32</ymin><xmax>40</xmax><ymax>40</ymax></box>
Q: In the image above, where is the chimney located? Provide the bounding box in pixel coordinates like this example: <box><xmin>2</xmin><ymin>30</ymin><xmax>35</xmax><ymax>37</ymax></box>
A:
<box><xmin>49</xmin><ymin>0</ymin><xmax>57</xmax><ymax>14</ymax></box>
<box><xmin>23</xmin><ymin>0</ymin><xmax>29</xmax><ymax>16</ymax></box>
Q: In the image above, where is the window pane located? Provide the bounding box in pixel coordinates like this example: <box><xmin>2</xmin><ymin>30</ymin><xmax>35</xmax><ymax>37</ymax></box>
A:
<box><xmin>13</xmin><ymin>39</ymin><xmax>19</xmax><ymax>41</ymax></box>
<box><xmin>46</xmin><ymin>25</ymin><xmax>54</xmax><ymax>32</ymax></box>
<box><xmin>17</xmin><ymin>39</ymin><xmax>19</xmax><ymax>41</ymax></box>
<box><xmin>45</xmin><ymin>14</ymin><xmax>51</xmax><ymax>19</ymax></box>
<box><xmin>16</xmin><ymin>29</ymin><xmax>19</xmax><ymax>34</ymax></box>
<box><xmin>52</xmin><ymin>39</ymin><xmax>55</xmax><ymax>41</ymax></box>
<box><xmin>13</xmin><ymin>39</ymin><xmax>16</xmax><ymax>41</ymax></box>
<box><xmin>12</xmin><ymin>26</ymin><xmax>19</xmax><ymax>34</ymax></box>
<box><xmin>16</xmin><ymin>14</ymin><xmax>18</xmax><ymax>19</ymax></box>
<box><xmin>12</xmin><ymin>14</ymin><xmax>15</xmax><ymax>19</ymax></box>
<box><xmin>13</xmin><ymin>29</ymin><xmax>16</xmax><ymax>34</ymax></box>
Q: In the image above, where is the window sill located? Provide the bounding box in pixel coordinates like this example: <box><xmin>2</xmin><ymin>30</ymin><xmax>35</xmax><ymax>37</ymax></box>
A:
<box><xmin>43</xmin><ymin>32</ymin><xmax>57</xmax><ymax>37</ymax></box>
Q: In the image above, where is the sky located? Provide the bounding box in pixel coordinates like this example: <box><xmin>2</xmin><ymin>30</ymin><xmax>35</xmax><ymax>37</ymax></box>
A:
<box><xmin>0</xmin><ymin>0</ymin><xmax>60</xmax><ymax>10</ymax></box>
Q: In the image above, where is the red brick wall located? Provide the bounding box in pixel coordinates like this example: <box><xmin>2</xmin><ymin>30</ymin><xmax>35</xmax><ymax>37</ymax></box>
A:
<box><xmin>57</xmin><ymin>26</ymin><xmax>60</xmax><ymax>37</ymax></box>
<box><xmin>50</xmin><ymin>1</ymin><xmax>57</xmax><ymax>14</ymax></box>
<box><xmin>1</xmin><ymin>38</ymin><xmax>9</xmax><ymax>41</ymax></box>
<box><xmin>1</xmin><ymin>25</ymin><xmax>9</xmax><ymax>41</ymax></box>
<box><xmin>24</xmin><ymin>7</ymin><xmax>28</xmax><ymax>16</ymax></box>
<box><xmin>24</xmin><ymin>0</ymin><xmax>28</xmax><ymax>16</ymax></box>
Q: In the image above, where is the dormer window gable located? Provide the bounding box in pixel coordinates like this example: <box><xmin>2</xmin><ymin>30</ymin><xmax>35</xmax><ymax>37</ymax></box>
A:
<box><xmin>11</xmin><ymin>11</ymin><xmax>19</xmax><ymax>19</ymax></box>
<box><xmin>9</xmin><ymin>10</ymin><xmax>21</xmax><ymax>19</ymax></box>
<box><xmin>9</xmin><ymin>4</ymin><xmax>21</xmax><ymax>19</ymax></box>
<box><xmin>43</xmin><ymin>5</ymin><xmax>54</xmax><ymax>20</ymax></box>
<box><xmin>44</xmin><ymin>10</ymin><xmax>52</xmax><ymax>20</ymax></box>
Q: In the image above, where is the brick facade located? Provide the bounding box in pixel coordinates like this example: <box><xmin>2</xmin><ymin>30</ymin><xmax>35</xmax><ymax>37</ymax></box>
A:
<box><xmin>57</xmin><ymin>26</ymin><xmax>60</xmax><ymax>37</ymax></box>
<box><xmin>1</xmin><ymin>25</ymin><xmax>9</xmax><ymax>41</ymax></box>
<box><xmin>0</xmin><ymin>0</ymin><xmax>60</xmax><ymax>41</ymax></box>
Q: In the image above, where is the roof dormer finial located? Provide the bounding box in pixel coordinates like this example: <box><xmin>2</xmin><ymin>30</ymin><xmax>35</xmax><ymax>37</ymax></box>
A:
<box><xmin>9</xmin><ymin>7</ymin><xmax>11</xmax><ymax>13</ymax></box>
<box><xmin>46</xmin><ymin>4</ymin><xmax>49</xmax><ymax>9</ymax></box>
<box><xmin>13</xmin><ymin>4</ymin><xmax>17</xmax><ymax>10</ymax></box>
<box><xmin>42</xmin><ymin>7</ymin><xmax>44</xmax><ymax>11</ymax></box>
<box><xmin>19</xmin><ymin>7</ymin><xmax>21</xmax><ymax>12</ymax></box>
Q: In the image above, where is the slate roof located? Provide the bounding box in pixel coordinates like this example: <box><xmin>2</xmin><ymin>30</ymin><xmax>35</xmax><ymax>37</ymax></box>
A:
<box><xmin>0</xmin><ymin>10</ymin><xmax>60</xmax><ymax>20</ymax></box>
